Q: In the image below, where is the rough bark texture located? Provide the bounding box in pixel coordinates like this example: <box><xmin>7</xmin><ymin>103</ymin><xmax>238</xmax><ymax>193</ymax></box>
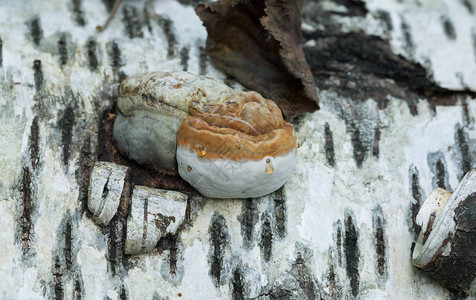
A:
<box><xmin>421</xmin><ymin>192</ymin><xmax>476</xmax><ymax>292</ymax></box>
<box><xmin>0</xmin><ymin>0</ymin><xmax>475</xmax><ymax>299</ymax></box>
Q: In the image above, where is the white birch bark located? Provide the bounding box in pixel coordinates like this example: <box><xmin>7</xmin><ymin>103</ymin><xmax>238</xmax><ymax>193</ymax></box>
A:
<box><xmin>0</xmin><ymin>0</ymin><xmax>475</xmax><ymax>299</ymax></box>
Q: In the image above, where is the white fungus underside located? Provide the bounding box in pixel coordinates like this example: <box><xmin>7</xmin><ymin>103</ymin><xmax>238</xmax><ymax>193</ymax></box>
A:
<box><xmin>177</xmin><ymin>146</ymin><xmax>297</xmax><ymax>199</ymax></box>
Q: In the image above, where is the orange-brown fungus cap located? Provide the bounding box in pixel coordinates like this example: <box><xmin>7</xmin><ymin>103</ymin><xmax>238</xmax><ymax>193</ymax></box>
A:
<box><xmin>177</xmin><ymin>91</ymin><xmax>297</xmax><ymax>161</ymax></box>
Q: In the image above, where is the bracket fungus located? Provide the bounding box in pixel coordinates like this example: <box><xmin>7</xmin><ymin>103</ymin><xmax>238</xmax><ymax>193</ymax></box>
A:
<box><xmin>113</xmin><ymin>71</ymin><xmax>297</xmax><ymax>198</ymax></box>
<box><xmin>177</xmin><ymin>91</ymin><xmax>297</xmax><ymax>198</ymax></box>
<box><xmin>113</xmin><ymin>71</ymin><xmax>234</xmax><ymax>175</ymax></box>
<box><xmin>412</xmin><ymin>169</ymin><xmax>476</xmax><ymax>292</ymax></box>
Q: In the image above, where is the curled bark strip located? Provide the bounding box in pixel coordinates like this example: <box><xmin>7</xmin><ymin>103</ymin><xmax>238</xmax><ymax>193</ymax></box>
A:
<box><xmin>124</xmin><ymin>186</ymin><xmax>187</xmax><ymax>255</ymax></box>
<box><xmin>88</xmin><ymin>161</ymin><xmax>128</xmax><ymax>226</ymax></box>
<box><xmin>195</xmin><ymin>0</ymin><xmax>319</xmax><ymax>119</ymax></box>
<box><xmin>413</xmin><ymin>170</ymin><xmax>476</xmax><ymax>292</ymax></box>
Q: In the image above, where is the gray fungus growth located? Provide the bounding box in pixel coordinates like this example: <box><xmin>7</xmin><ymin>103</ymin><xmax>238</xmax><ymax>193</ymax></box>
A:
<box><xmin>113</xmin><ymin>71</ymin><xmax>298</xmax><ymax>198</ymax></box>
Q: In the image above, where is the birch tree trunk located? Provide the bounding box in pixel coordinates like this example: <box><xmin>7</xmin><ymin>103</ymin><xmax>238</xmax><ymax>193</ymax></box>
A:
<box><xmin>0</xmin><ymin>0</ymin><xmax>475</xmax><ymax>299</ymax></box>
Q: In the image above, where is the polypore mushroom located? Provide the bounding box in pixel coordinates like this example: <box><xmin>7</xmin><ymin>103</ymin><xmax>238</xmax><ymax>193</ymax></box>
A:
<box><xmin>113</xmin><ymin>71</ymin><xmax>297</xmax><ymax>198</ymax></box>
<box><xmin>176</xmin><ymin>91</ymin><xmax>297</xmax><ymax>198</ymax></box>
<box><xmin>113</xmin><ymin>71</ymin><xmax>234</xmax><ymax>174</ymax></box>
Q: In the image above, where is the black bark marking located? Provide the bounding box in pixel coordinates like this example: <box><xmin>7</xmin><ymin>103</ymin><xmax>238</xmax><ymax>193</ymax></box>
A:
<box><xmin>87</xmin><ymin>39</ymin><xmax>98</xmax><ymax>71</ymax></box>
<box><xmin>177</xmin><ymin>0</ymin><xmax>203</xmax><ymax>6</ymax></box>
<box><xmin>232</xmin><ymin>267</ymin><xmax>244</xmax><ymax>300</ymax></box>
<box><xmin>274</xmin><ymin>190</ymin><xmax>287</xmax><ymax>239</ymax></box>
<box><xmin>428</xmin><ymin>152</ymin><xmax>451</xmax><ymax>191</ymax></box>
<box><xmin>107</xmin><ymin>164</ymin><xmax>130</xmax><ymax>273</ymax></box>
<box><xmin>107</xmin><ymin>215</ymin><xmax>127</xmax><ymax>275</ymax></box>
<box><xmin>324</xmin><ymin>123</ymin><xmax>335</xmax><ymax>167</ymax></box>
<box><xmin>375</xmin><ymin>10</ymin><xmax>393</xmax><ymax>32</ymax></box>
<box><xmin>409</xmin><ymin>166</ymin><xmax>422</xmax><ymax>240</ymax></box>
<box><xmin>334</xmin><ymin>0</ymin><xmax>368</xmax><ymax>16</ymax></box>
<box><xmin>422</xmin><ymin>213</ymin><xmax>436</xmax><ymax>245</ymax></box>
<box><xmin>400</xmin><ymin>18</ymin><xmax>414</xmax><ymax>55</ymax></box>
<box><xmin>107</xmin><ymin>168</ymin><xmax>130</xmax><ymax>273</ymax></box>
<box><xmin>455</xmin><ymin>125</ymin><xmax>472</xmax><ymax>180</ymax></box>
<box><xmin>108</xmin><ymin>41</ymin><xmax>126</xmax><ymax>82</ymax></box>
<box><xmin>294</xmin><ymin>252</ymin><xmax>318</xmax><ymax>300</ymax></box>
<box><xmin>21</xmin><ymin>167</ymin><xmax>33</xmax><ymax>255</ymax></box>
<box><xmin>180</xmin><ymin>46</ymin><xmax>189</xmax><ymax>71</ymax></box>
<box><xmin>77</xmin><ymin>137</ymin><xmax>94</xmax><ymax>213</ymax></box>
<box><xmin>351</xmin><ymin>128</ymin><xmax>365</xmax><ymax>167</ymax></box>
<box><xmin>59</xmin><ymin>107</ymin><xmax>74</xmax><ymax>166</ymax></box>
<box><xmin>156</xmin><ymin>234</ymin><xmax>181</xmax><ymax>277</ymax></box>
<box><xmin>102</xmin><ymin>176</ymin><xmax>110</xmax><ymax>199</ymax></box>
<box><xmin>199</xmin><ymin>46</ymin><xmax>207</xmax><ymax>75</ymax></box>
<box><xmin>58</xmin><ymin>34</ymin><xmax>68</xmax><ymax>67</ymax></box>
<box><xmin>74</xmin><ymin>279</ymin><xmax>82</xmax><ymax>300</ymax></box>
<box><xmin>141</xmin><ymin>197</ymin><xmax>148</xmax><ymax>251</ymax></box>
<box><xmin>157</xmin><ymin>16</ymin><xmax>177</xmax><ymax>58</ymax></box>
<box><xmin>184</xmin><ymin>195</ymin><xmax>192</xmax><ymax>223</ymax></box>
<box><xmin>29</xmin><ymin>17</ymin><xmax>43</xmax><ymax>46</ymax></box>
<box><xmin>373</xmin><ymin>207</ymin><xmax>386</xmax><ymax>277</ymax></box>
<box><xmin>344</xmin><ymin>215</ymin><xmax>360</xmax><ymax>297</ymax></box>
<box><xmin>143</xmin><ymin>7</ymin><xmax>152</xmax><ymax>32</ymax></box>
<box><xmin>120</xmin><ymin>284</ymin><xmax>128</xmax><ymax>300</ymax></box>
<box><xmin>328</xmin><ymin>263</ymin><xmax>336</xmax><ymax>298</ymax></box>
<box><xmin>301</xmin><ymin>2</ymin><xmax>472</xmax><ymax>112</ymax></box>
<box><xmin>436</xmin><ymin>159</ymin><xmax>447</xmax><ymax>190</ymax></box>
<box><xmin>462</xmin><ymin>0</ymin><xmax>473</xmax><ymax>14</ymax></box>
<box><xmin>462</xmin><ymin>101</ymin><xmax>471</xmax><ymax>125</ymax></box>
<box><xmin>239</xmin><ymin>199</ymin><xmax>257</xmax><ymax>248</ymax></box>
<box><xmin>336</xmin><ymin>221</ymin><xmax>342</xmax><ymax>266</ymax></box>
<box><xmin>167</xmin><ymin>235</ymin><xmax>178</xmax><ymax>276</ymax></box>
<box><xmin>30</xmin><ymin>117</ymin><xmax>40</xmax><ymax>170</ymax></box>
<box><xmin>260</xmin><ymin>213</ymin><xmax>273</xmax><ymax>262</ymax></box>
<box><xmin>450</xmin><ymin>289</ymin><xmax>468</xmax><ymax>300</ymax></box>
<box><xmin>156</xmin><ymin>207</ymin><xmax>176</xmax><ymax>230</ymax></box>
<box><xmin>54</xmin><ymin>258</ymin><xmax>64</xmax><ymax>300</ymax></box>
<box><xmin>328</xmin><ymin>258</ymin><xmax>343</xmax><ymax>299</ymax></box>
<box><xmin>0</xmin><ymin>36</ymin><xmax>3</xmax><ymax>68</ymax></box>
<box><xmin>441</xmin><ymin>16</ymin><xmax>456</xmax><ymax>40</ymax></box>
<box><xmin>33</xmin><ymin>59</ymin><xmax>43</xmax><ymax>92</ymax></box>
<box><xmin>303</xmin><ymin>28</ymin><xmax>459</xmax><ymax>114</ymax></box>
<box><xmin>71</xmin><ymin>0</ymin><xmax>86</xmax><ymax>26</ymax></box>
<box><xmin>168</xmin><ymin>235</ymin><xmax>178</xmax><ymax>277</ymax></box>
<box><xmin>123</xmin><ymin>5</ymin><xmax>143</xmax><ymax>39</ymax></box>
<box><xmin>209</xmin><ymin>213</ymin><xmax>229</xmax><ymax>286</ymax></box>
<box><xmin>372</xmin><ymin>127</ymin><xmax>380</xmax><ymax>158</ymax></box>
<box><xmin>64</xmin><ymin>221</ymin><xmax>73</xmax><ymax>269</ymax></box>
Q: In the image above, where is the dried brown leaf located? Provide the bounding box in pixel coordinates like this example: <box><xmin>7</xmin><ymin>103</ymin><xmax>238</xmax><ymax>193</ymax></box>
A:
<box><xmin>196</xmin><ymin>0</ymin><xmax>319</xmax><ymax>119</ymax></box>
